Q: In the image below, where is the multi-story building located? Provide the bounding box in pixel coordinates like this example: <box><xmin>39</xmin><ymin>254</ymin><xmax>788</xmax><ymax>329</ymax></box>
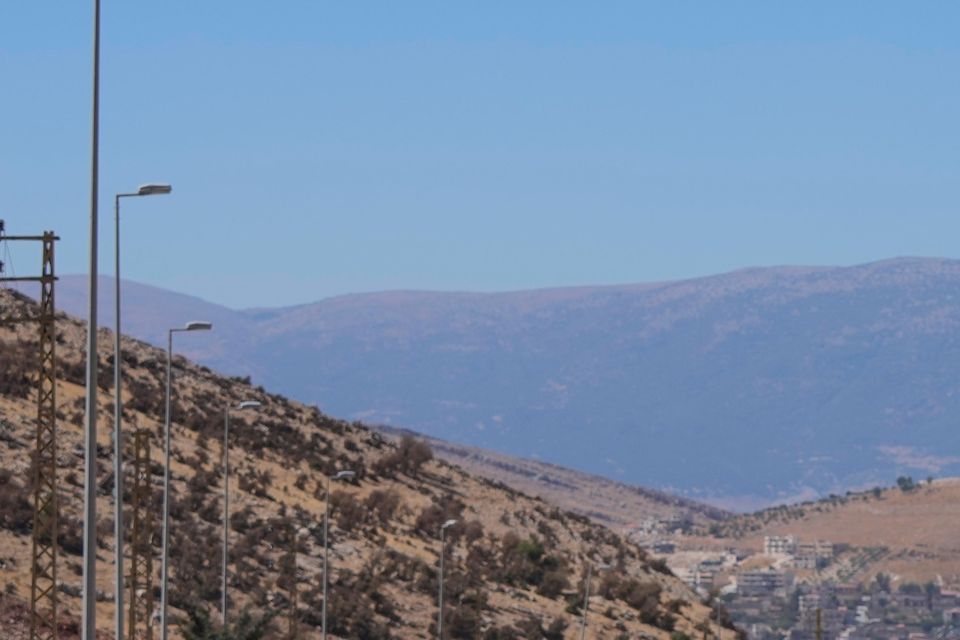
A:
<box><xmin>764</xmin><ymin>535</ymin><xmax>797</xmax><ymax>555</ymax></box>
<box><xmin>796</xmin><ymin>540</ymin><xmax>834</xmax><ymax>559</ymax></box>
<box><xmin>738</xmin><ymin>569</ymin><xmax>794</xmax><ymax>596</ymax></box>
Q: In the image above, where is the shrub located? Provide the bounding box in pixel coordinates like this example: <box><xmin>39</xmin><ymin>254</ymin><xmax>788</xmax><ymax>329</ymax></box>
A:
<box><xmin>329</xmin><ymin>489</ymin><xmax>366</xmax><ymax>532</ymax></box>
<box><xmin>0</xmin><ymin>340</ymin><xmax>34</xmax><ymax>398</ymax></box>
<box><xmin>538</xmin><ymin>568</ymin><xmax>570</xmax><ymax>598</ymax></box>
<box><xmin>543</xmin><ymin>618</ymin><xmax>567</xmax><ymax>640</ymax></box>
<box><xmin>374</xmin><ymin>435</ymin><xmax>433</xmax><ymax>477</ymax></box>
<box><xmin>125</xmin><ymin>376</ymin><xmax>164</xmax><ymax>417</ymax></box>
<box><xmin>0</xmin><ymin>469</ymin><xmax>32</xmax><ymax>533</ymax></box>
<box><xmin>414</xmin><ymin>494</ymin><xmax>465</xmax><ymax>538</ymax></box>
<box><xmin>897</xmin><ymin>475</ymin><xmax>917</xmax><ymax>492</ymax></box>
<box><xmin>364</xmin><ymin>489</ymin><xmax>402</xmax><ymax>525</ymax></box>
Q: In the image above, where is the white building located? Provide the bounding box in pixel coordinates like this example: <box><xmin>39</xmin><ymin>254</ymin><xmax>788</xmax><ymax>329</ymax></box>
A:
<box><xmin>764</xmin><ymin>535</ymin><xmax>796</xmax><ymax>556</ymax></box>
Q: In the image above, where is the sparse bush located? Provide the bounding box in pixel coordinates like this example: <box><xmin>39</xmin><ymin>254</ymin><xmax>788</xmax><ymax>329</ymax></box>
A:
<box><xmin>0</xmin><ymin>469</ymin><xmax>33</xmax><ymax>533</ymax></box>
<box><xmin>414</xmin><ymin>494</ymin><xmax>465</xmax><ymax>538</ymax></box>
<box><xmin>177</xmin><ymin>600</ymin><xmax>275</xmax><ymax>640</ymax></box>
<box><xmin>897</xmin><ymin>475</ymin><xmax>917</xmax><ymax>492</ymax></box>
<box><xmin>374</xmin><ymin>435</ymin><xmax>433</xmax><ymax>477</ymax></box>
<box><xmin>329</xmin><ymin>489</ymin><xmax>366</xmax><ymax>532</ymax></box>
<box><xmin>538</xmin><ymin>568</ymin><xmax>570</xmax><ymax>598</ymax></box>
<box><xmin>365</xmin><ymin>489</ymin><xmax>402</xmax><ymax>525</ymax></box>
<box><xmin>0</xmin><ymin>340</ymin><xmax>34</xmax><ymax>398</ymax></box>
<box><xmin>125</xmin><ymin>376</ymin><xmax>164</xmax><ymax>417</ymax></box>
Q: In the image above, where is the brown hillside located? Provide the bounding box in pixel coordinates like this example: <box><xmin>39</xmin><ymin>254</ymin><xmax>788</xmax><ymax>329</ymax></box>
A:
<box><xmin>691</xmin><ymin>481</ymin><xmax>960</xmax><ymax>586</ymax></box>
<box><xmin>0</xmin><ymin>288</ymin><xmax>737</xmax><ymax>639</ymax></box>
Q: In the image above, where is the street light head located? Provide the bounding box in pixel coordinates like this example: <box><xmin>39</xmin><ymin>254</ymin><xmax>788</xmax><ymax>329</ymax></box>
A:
<box><xmin>184</xmin><ymin>321</ymin><xmax>213</xmax><ymax>331</ymax></box>
<box><xmin>333</xmin><ymin>470</ymin><xmax>355</xmax><ymax>481</ymax></box>
<box><xmin>237</xmin><ymin>400</ymin><xmax>261</xmax><ymax>410</ymax></box>
<box><xmin>137</xmin><ymin>183</ymin><xmax>172</xmax><ymax>196</ymax></box>
<box><xmin>441</xmin><ymin>519</ymin><xmax>458</xmax><ymax>530</ymax></box>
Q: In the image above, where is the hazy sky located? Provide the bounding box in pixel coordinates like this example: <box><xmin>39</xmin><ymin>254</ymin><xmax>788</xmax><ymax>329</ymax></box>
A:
<box><xmin>2</xmin><ymin>2</ymin><xmax>958</xmax><ymax>308</ymax></box>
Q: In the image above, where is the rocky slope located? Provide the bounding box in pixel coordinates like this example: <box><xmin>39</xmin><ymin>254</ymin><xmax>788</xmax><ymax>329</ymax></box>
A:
<box><xmin>0</xmin><ymin>288</ymin><xmax>737</xmax><ymax>639</ymax></box>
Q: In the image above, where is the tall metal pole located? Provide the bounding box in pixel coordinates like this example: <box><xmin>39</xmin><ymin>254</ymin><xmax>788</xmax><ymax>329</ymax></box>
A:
<box><xmin>579</xmin><ymin>562</ymin><xmax>594</xmax><ymax>640</ymax></box>
<box><xmin>160</xmin><ymin>330</ymin><xmax>173</xmax><ymax>640</ymax></box>
<box><xmin>222</xmin><ymin>407</ymin><xmax>230</xmax><ymax>627</ymax></box>
<box><xmin>113</xmin><ymin>195</ymin><xmax>125</xmax><ymax>640</ymax></box>
<box><xmin>82</xmin><ymin>1</ymin><xmax>102</xmax><ymax>639</ymax></box>
<box><xmin>288</xmin><ymin>524</ymin><xmax>297</xmax><ymax>640</ymax></box>
<box><xmin>322</xmin><ymin>474</ymin><xmax>330</xmax><ymax>640</ymax></box>
<box><xmin>319</xmin><ymin>470</ymin><xmax>353</xmax><ymax>638</ymax></box>
<box><xmin>437</xmin><ymin>526</ymin><xmax>446</xmax><ymax>640</ymax></box>
<box><xmin>157</xmin><ymin>323</ymin><xmax>211</xmax><ymax>640</ymax></box>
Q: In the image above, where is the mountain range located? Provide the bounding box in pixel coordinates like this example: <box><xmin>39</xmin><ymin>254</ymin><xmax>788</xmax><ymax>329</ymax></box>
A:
<box><xmin>29</xmin><ymin>257</ymin><xmax>960</xmax><ymax>509</ymax></box>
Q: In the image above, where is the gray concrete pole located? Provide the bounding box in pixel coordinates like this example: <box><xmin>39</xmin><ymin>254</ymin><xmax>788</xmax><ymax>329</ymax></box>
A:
<box><xmin>438</xmin><ymin>527</ymin><xmax>445</xmax><ymax>640</ymax></box>
<box><xmin>579</xmin><ymin>562</ymin><xmax>593</xmax><ymax>640</ymax></box>
<box><xmin>82</xmin><ymin>1</ymin><xmax>101</xmax><ymax>638</ymax></box>
<box><xmin>113</xmin><ymin>195</ymin><xmax>125</xmax><ymax>640</ymax></box>
<box><xmin>160</xmin><ymin>330</ymin><xmax>173</xmax><ymax>640</ymax></box>
<box><xmin>322</xmin><ymin>474</ymin><xmax>330</xmax><ymax>640</ymax></box>
<box><xmin>222</xmin><ymin>407</ymin><xmax>230</xmax><ymax>627</ymax></box>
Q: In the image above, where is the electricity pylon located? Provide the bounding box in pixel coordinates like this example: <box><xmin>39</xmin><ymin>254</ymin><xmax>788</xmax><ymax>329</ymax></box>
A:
<box><xmin>0</xmin><ymin>225</ymin><xmax>60</xmax><ymax>640</ymax></box>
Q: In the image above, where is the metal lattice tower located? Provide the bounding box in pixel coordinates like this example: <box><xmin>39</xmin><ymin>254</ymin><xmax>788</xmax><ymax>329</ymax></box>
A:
<box><xmin>0</xmin><ymin>228</ymin><xmax>60</xmax><ymax>640</ymax></box>
<box><xmin>127</xmin><ymin>429</ymin><xmax>154</xmax><ymax>640</ymax></box>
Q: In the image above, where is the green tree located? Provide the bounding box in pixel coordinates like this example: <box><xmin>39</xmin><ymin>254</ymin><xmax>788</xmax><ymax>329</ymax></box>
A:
<box><xmin>896</xmin><ymin>476</ymin><xmax>916</xmax><ymax>492</ymax></box>
<box><xmin>178</xmin><ymin>603</ymin><xmax>275</xmax><ymax>640</ymax></box>
<box><xmin>874</xmin><ymin>572</ymin><xmax>892</xmax><ymax>593</ymax></box>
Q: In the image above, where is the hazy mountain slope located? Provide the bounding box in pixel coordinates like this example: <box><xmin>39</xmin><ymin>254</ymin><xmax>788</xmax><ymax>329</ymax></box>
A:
<box><xmin>0</xmin><ymin>288</ymin><xmax>734</xmax><ymax>639</ymax></box>
<box><xmin>374</xmin><ymin>425</ymin><xmax>730</xmax><ymax>529</ymax></box>
<box><xmin>38</xmin><ymin>257</ymin><xmax>960</xmax><ymax>506</ymax></box>
<box><xmin>49</xmin><ymin>275</ymin><xmax>254</xmax><ymax>375</ymax></box>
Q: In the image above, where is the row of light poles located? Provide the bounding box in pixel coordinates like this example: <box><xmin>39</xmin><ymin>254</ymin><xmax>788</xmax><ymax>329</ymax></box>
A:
<box><xmin>108</xmin><ymin>254</ymin><xmax>357</xmax><ymax>640</ymax></box>
<box><xmin>82</xmin><ymin>7</ymin><xmax>589</xmax><ymax>640</ymax></box>
<box><xmin>109</xmin><ymin>187</ymin><xmax>216</xmax><ymax>639</ymax></box>
<box><xmin>107</xmin><ymin>232</ymin><xmax>590</xmax><ymax>640</ymax></box>
<box><xmin>109</xmin><ymin>192</ymin><xmax>597</xmax><ymax>640</ymax></box>
<box><xmin>110</xmin><ymin>185</ymin><xmax>459</xmax><ymax>640</ymax></box>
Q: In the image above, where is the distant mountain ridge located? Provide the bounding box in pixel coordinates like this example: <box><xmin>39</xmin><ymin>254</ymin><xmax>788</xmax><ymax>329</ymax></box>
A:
<box><xmin>30</xmin><ymin>257</ymin><xmax>960</xmax><ymax>508</ymax></box>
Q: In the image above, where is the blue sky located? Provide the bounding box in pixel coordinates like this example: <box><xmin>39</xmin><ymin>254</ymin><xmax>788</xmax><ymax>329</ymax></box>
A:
<box><xmin>1</xmin><ymin>2</ymin><xmax>958</xmax><ymax>308</ymax></box>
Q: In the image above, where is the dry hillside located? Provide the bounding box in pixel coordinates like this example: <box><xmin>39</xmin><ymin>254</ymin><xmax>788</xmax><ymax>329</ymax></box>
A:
<box><xmin>0</xmin><ymin>288</ymin><xmax>738</xmax><ymax>639</ymax></box>
<box><xmin>690</xmin><ymin>480</ymin><xmax>960</xmax><ymax>586</ymax></box>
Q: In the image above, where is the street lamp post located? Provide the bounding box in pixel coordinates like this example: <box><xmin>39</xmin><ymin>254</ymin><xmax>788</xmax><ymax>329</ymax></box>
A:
<box><xmin>82</xmin><ymin>2</ymin><xmax>102</xmax><ymax>639</ymax></box>
<box><xmin>160</xmin><ymin>321</ymin><xmax>213</xmax><ymax>640</ymax></box>
<box><xmin>113</xmin><ymin>184</ymin><xmax>171</xmax><ymax>640</ymax></box>
<box><xmin>222</xmin><ymin>400</ymin><xmax>261</xmax><ymax>628</ymax></box>
<box><xmin>437</xmin><ymin>519</ymin><xmax>457</xmax><ymax>640</ymax></box>
<box><xmin>322</xmin><ymin>470</ymin><xmax>355</xmax><ymax>640</ymax></box>
<box><xmin>579</xmin><ymin>562</ymin><xmax>610</xmax><ymax>640</ymax></box>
